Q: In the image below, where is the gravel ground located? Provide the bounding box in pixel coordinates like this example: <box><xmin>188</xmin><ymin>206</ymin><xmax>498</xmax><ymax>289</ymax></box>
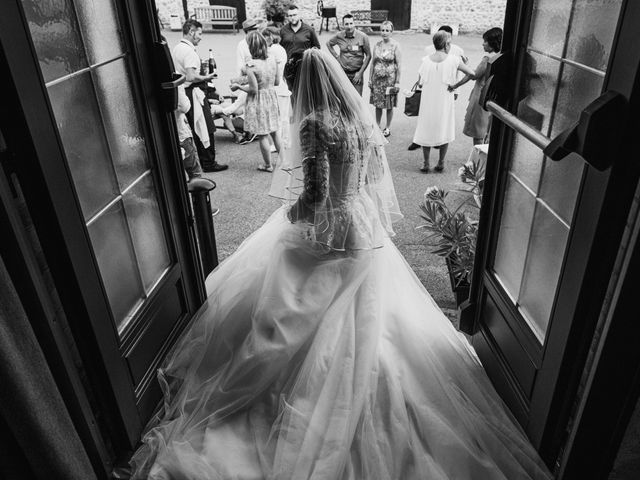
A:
<box><xmin>163</xmin><ymin>27</ymin><xmax>487</xmax><ymax>319</ymax></box>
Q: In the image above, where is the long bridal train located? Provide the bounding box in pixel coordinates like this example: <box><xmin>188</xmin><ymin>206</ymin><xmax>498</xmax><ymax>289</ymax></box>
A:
<box><xmin>131</xmin><ymin>206</ymin><xmax>550</xmax><ymax>480</ymax></box>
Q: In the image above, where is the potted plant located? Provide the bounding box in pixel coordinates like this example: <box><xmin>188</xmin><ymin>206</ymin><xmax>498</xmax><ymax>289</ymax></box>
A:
<box><xmin>262</xmin><ymin>0</ymin><xmax>290</xmax><ymax>26</ymax></box>
<box><xmin>417</xmin><ymin>155</ymin><xmax>485</xmax><ymax>307</ymax></box>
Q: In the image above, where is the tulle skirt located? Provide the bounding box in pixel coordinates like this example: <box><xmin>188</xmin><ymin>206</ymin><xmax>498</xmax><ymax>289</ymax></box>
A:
<box><xmin>131</xmin><ymin>206</ymin><xmax>551</xmax><ymax>480</ymax></box>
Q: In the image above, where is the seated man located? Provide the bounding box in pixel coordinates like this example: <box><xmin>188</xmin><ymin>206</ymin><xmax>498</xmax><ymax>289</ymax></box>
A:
<box><xmin>209</xmin><ymin>90</ymin><xmax>245</xmax><ymax>144</ymax></box>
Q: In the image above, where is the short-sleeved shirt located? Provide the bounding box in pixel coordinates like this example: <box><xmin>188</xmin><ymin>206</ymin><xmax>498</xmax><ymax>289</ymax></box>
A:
<box><xmin>280</xmin><ymin>22</ymin><xmax>320</xmax><ymax>59</ymax></box>
<box><xmin>269</xmin><ymin>44</ymin><xmax>289</xmax><ymax>95</ymax></box>
<box><xmin>327</xmin><ymin>30</ymin><xmax>370</xmax><ymax>73</ymax></box>
<box><xmin>172</xmin><ymin>39</ymin><xmax>200</xmax><ymax>88</ymax></box>
<box><xmin>174</xmin><ymin>85</ymin><xmax>192</xmax><ymax>142</ymax></box>
<box><xmin>236</xmin><ymin>38</ymin><xmax>251</xmax><ymax>75</ymax></box>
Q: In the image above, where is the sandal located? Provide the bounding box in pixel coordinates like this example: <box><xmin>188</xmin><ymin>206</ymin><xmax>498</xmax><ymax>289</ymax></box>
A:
<box><xmin>419</xmin><ymin>166</ymin><xmax>430</xmax><ymax>173</ymax></box>
<box><xmin>257</xmin><ymin>165</ymin><xmax>273</xmax><ymax>172</ymax></box>
<box><xmin>434</xmin><ymin>164</ymin><xmax>444</xmax><ymax>172</ymax></box>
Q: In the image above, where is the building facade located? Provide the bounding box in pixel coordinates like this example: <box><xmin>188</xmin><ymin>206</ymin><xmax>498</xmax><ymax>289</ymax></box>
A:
<box><xmin>156</xmin><ymin>0</ymin><xmax>506</xmax><ymax>34</ymax></box>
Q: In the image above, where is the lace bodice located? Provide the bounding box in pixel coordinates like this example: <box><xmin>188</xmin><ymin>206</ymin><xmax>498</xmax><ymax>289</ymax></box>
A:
<box><xmin>299</xmin><ymin>114</ymin><xmax>367</xmax><ymax>204</ymax></box>
<box><xmin>289</xmin><ymin>111</ymin><xmax>386</xmax><ymax>251</ymax></box>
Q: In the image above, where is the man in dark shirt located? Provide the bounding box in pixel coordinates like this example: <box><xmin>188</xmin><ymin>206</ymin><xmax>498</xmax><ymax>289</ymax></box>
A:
<box><xmin>280</xmin><ymin>5</ymin><xmax>320</xmax><ymax>93</ymax></box>
<box><xmin>326</xmin><ymin>14</ymin><xmax>371</xmax><ymax>96</ymax></box>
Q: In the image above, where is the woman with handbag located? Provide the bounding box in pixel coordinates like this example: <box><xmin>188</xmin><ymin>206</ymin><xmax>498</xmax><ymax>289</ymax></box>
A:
<box><xmin>411</xmin><ymin>31</ymin><xmax>475</xmax><ymax>173</ymax></box>
<box><xmin>449</xmin><ymin>27</ymin><xmax>503</xmax><ymax>145</ymax></box>
<box><xmin>368</xmin><ymin>21</ymin><xmax>401</xmax><ymax>137</ymax></box>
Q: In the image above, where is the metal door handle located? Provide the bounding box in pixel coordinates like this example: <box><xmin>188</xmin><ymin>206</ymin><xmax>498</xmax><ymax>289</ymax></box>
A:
<box><xmin>543</xmin><ymin>90</ymin><xmax>626</xmax><ymax>170</ymax></box>
<box><xmin>481</xmin><ymin>52</ymin><xmax>628</xmax><ymax>171</ymax></box>
<box><xmin>153</xmin><ymin>40</ymin><xmax>181</xmax><ymax>111</ymax></box>
<box><xmin>161</xmin><ymin>73</ymin><xmax>185</xmax><ymax>90</ymax></box>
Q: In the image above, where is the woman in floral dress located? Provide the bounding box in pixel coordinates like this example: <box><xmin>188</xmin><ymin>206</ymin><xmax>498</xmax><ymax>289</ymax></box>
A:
<box><xmin>232</xmin><ymin>31</ymin><xmax>281</xmax><ymax>172</ymax></box>
<box><xmin>368</xmin><ymin>21</ymin><xmax>401</xmax><ymax>137</ymax></box>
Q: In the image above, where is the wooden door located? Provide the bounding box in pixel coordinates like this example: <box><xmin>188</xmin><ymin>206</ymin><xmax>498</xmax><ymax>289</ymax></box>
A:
<box><xmin>466</xmin><ymin>0</ymin><xmax>640</xmax><ymax>468</ymax></box>
<box><xmin>0</xmin><ymin>0</ymin><xmax>205</xmax><ymax>454</ymax></box>
<box><xmin>371</xmin><ymin>0</ymin><xmax>412</xmax><ymax>30</ymax></box>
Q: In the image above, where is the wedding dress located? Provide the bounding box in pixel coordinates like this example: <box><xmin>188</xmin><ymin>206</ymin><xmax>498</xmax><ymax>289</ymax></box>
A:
<box><xmin>131</xmin><ymin>49</ymin><xmax>551</xmax><ymax>480</ymax></box>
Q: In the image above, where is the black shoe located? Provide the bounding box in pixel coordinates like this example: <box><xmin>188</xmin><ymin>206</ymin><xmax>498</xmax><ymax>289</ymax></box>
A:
<box><xmin>419</xmin><ymin>166</ymin><xmax>430</xmax><ymax>173</ymax></box>
<box><xmin>434</xmin><ymin>164</ymin><xmax>444</xmax><ymax>172</ymax></box>
<box><xmin>239</xmin><ymin>133</ymin><xmax>257</xmax><ymax>145</ymax></box>
<box><xmin>203</xmin><ymin>163</ymin><xmax>229</xmax><ymax>172</ymax></box>
<box><xmin>408</xmin><ymin>142</ymin><xmax>420</xmax><ymax>151</ymax></box>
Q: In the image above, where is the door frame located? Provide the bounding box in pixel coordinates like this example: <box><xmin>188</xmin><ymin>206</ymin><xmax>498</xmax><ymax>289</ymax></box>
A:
<box><xmin>0</xmin><ymin>0</ymin><xmax>204</xmax><ymax>463</ymax></box>
<box><xmin>467</xmin><ymin>0</ymin><xmax>640</xmax><ymax>468</ymax></box>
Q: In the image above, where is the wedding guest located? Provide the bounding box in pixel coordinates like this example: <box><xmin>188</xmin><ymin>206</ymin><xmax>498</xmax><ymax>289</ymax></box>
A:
<box><xmin>231</xmin><ymin>32</ymin><xmax>281</xmax><ymax>172</ymax></box>
<box><xmin>368</xmin><ymin>20</ymin><xmax>401</xmax><ymax>136</ymax></box>
<box><xmin>263</xmin><ymin>26</ymin><xmax>292</xmax><ymax>150</ymax></box>
<box><xmin>175</xmin><ymin>85</ymin><xmax>203</xmax><ymax>181</ymax></box>
<box><xmin>326</xmin><ymin>14</ymin><xmax>371</xmax><ymax>96</ymax></box>
<box><xmin>412</xmin><ymin>31</ymin><xmax>475</xmax><ymax>173</ymax></box>
<box><xmin>408</xmin><ymin>25</ymin><xmax>470</xmax><ymax>151</ymax></box>
<box><xmin>449</xmin><ymin>27</ymin><xmax>503</xmax><ymax>145</ymax></box>
<box><xmin>425</xmin><ymin>25</ymin><xmax>468</xmax><ymax>63</ymax></box>
<box><xmin>280</xmin><ymin>5</ymin><xmax>320</xmax><ymax>93</ymax></box>
<box><xmin>232</xmin><ymin>18</ymin><xmax>264</xmax><ymax>145</ymax></box>
<box><xmin>172</xmin><ymin>19</ymin><xmax>228</xmax><ymax>171</ymax></box>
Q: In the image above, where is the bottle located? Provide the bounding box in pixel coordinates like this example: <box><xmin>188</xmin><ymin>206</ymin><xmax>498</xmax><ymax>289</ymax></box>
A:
<box><xmin>208</xmin><ymin>49</ymin><xmax>217</xmax><ymax>77</ymax></box>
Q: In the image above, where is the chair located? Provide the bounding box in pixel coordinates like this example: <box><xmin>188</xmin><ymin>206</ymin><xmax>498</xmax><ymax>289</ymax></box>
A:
<box><xmin>317</xmin><ymin>1</ymin><xmax>339</xmax><ymax>34</ymax></box>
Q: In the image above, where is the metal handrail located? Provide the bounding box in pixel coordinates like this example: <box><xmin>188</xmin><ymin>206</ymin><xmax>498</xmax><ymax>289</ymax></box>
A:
<box><xmin>486</xmin><ymin>100</ymin><xmax>551</xmax><ymax>150</ymax></box>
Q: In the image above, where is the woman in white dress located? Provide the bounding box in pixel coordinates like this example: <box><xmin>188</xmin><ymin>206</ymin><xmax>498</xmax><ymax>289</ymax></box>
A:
<box><xmin>130</xmin><ymin>48</ymin><xmax>551</xmax><ymax>480</ymax></box>
<box><xmin>412</xmin><ymin>31</ymin><xmax>476</xmax><ymax>173</ymax></box>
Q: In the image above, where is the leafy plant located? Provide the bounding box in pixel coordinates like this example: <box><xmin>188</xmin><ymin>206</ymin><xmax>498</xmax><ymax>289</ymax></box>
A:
<box><xmin>262</xmin><ymin>0</ymin><xmax>291</xmax><ymax>22</ymax></box>
<box><xmin>418</xmin><ymin>155</ymin><xmax>485</xmax><ymax>287</ymax></box>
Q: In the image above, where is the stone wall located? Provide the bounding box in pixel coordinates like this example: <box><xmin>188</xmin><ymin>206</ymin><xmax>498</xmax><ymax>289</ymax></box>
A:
<box><xmin>156</xmin><ymin>0</ymin><xmax>506</xmax><ymax>34</ymax></box>
<box><xmin>156</xmin><ymin>0</ymin><xmax>209</xmax><ymax>28</ymax></box>
<box><xmin>410</xmin><ymin>0</ymin><xmax>506</xmax><ymax>33</ymax></box>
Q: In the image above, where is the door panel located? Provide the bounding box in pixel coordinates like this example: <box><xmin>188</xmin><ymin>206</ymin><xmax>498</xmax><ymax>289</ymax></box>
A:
<box><xmin>23</xmin><ymin>0</ymin><xmax>174</xmax><ymax>335</ymax></box>
<box><xmin>470</xmin><ymin>0</ymin><xmax>637</xmax><ymax>467</ymax></box>
<box><xmin>2</xmin><ymin>0</ymin><xmax>204</xmax><ymax>453</ymax></box>
<box><xmin>489</xmin><ymin>0</ymin><xmax>623</xmax><ymax>344</ymax></box>
<box><xmin>371</xmin><ymin>0</ymin><xmax>412</xmax><ymax>30</ymax></box>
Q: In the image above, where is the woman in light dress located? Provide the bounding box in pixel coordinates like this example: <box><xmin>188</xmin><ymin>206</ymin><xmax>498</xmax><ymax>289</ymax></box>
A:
<box><xmin>368</xmin><ymin>20</ymin><xmax>401</xmax><ymax>137</ymax></box>
<box><xmin>450</xmin><ymin>27</ymin><xmax>503</xmax><ymax>145</ymax></box>
<box><xmin>131</xmin><ymin>48</ymin><xmax>551</xmax><ymax>480</ymax></box>
<box><xmin>412</xmin><ymin>31</ymin><xmax>476</xmax><ymax>173</ymax></box>
<box><xmin>263</xmin><ymin>26</ymin><xmax>292</xmax><ymax>152</ymax></box>
<box><xmin>232</xmin><ymin>31</ymin><xmax>281</xmax><ymax>172</ymax></box>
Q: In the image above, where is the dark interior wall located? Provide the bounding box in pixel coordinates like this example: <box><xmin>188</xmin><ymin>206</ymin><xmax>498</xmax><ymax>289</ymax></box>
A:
<box><xmin>609</xmin><ymin>395</ymin><xmax>640</xmax><ymax>479</ymax></box>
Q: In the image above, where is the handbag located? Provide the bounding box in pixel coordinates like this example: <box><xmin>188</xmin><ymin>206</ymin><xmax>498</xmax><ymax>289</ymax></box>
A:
<box><xmin>403</xmin><ymin>81</ymin><xmax>422</xmax><ymax>117</ymax></box>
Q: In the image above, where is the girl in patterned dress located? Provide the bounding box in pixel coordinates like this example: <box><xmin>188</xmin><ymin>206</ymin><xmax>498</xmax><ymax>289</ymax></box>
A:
<box><xmin>231</xmin><ymin>31</ymin><xmax>281</xmax><ymax>172</ymax></box>
<box><xmin>368</xmin><ymin>21</ymin><xmax>401</xmax><ymax>137</ymax></box>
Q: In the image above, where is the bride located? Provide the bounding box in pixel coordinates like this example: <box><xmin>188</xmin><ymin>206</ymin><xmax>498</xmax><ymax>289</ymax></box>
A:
<box><xmin>131</xmin><ymin>49</ymin><xmax>551</xmax><ymax>480</ymax></box>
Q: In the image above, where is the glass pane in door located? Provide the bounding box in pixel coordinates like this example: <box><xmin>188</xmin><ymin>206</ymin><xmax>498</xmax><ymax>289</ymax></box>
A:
<box><xmin>22</xmin><ymin>0</ymin><xmax>173</xmax><ymax>333</ymax></box>
<box><xmin>47</xmin><ymin>71</ymin><xmax>119</xmax><ymax>219</ymax></box>
<box><xmin>93</xmin><ymin>58</ymin><xmax>149</xmax><ymax>190</ymax></box>
<box><xmin>21</xmin><ymin>0</ymin><xmax>88</xmax><ymax>83</ymax></box>
<box><xmin>492</xmin><ymin>0</ymin><xmax>623</xmax><ymax>343</ymax></box>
